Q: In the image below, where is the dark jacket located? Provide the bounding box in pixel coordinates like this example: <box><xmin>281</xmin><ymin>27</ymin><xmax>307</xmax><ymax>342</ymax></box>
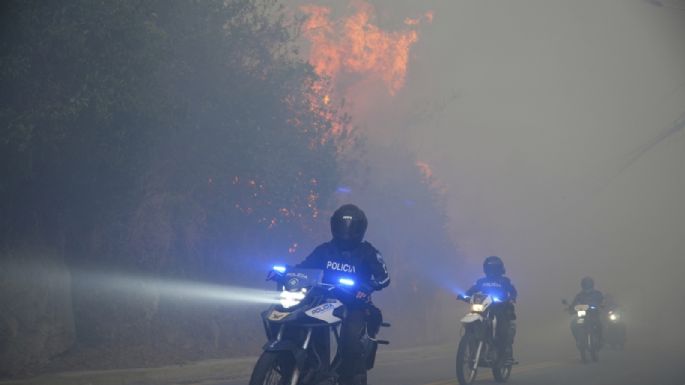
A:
<box><xmin>296</xmin><ymin>241</ymin><xmax>390</xmax><ymax>292</ymax></box>
<box><xmin>465</xmin><ymin>275</ymin><xmax>518</xmax><ymax>302</ymax></box>
<box><xmin>571</xmin><ymin>289</ymin><xmax>604</xmax><ymax>308</ymax></box>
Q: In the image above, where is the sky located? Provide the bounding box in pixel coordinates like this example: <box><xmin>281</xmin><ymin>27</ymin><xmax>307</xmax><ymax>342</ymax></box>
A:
<box><xmin>286</xmin><ymin>0</ymin><xmax>685</xmax><ymax>352</ymax></box>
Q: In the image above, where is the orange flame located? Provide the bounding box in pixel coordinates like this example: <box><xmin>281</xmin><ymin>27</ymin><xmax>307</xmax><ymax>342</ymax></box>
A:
<box><xmin>416</xmin><ymin>161</ymin><xmax>434</xmax><ymax>181</ymax></box>
<box><xmin>416</xmin><ymin>161</ymin><xmax>446</xmax><ymax>194</ymax></box>
<box><xmin>301</xmin><ymin>2</ymin><xmax>428</xmax><ymax>96</ymax></box>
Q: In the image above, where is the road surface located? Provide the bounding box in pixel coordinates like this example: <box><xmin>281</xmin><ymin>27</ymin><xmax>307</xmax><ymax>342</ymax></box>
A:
<box><xmin>3</xmin><ymin>341</ymin><xmax>681</xmax><ymax>385</ymax></box>
<box><xmin>224</xmin><ymin>343</ymin><xmax>683</xmax><ymax>385</ymax></box>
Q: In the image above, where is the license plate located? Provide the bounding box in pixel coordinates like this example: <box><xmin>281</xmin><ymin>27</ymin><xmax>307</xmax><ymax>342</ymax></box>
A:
<box><xmin>577</xmin><ymin>318</ymin><xmax>585</xmax><ymax>324</ymax></box>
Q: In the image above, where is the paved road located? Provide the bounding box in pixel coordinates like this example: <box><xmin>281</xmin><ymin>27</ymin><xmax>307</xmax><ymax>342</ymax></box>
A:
<box><xmin>223</xmin><ymin>343</ymin><xmax>683</xmax><ymax>385</ymax></box>
<box><xmin>4</xmin><ymin>342</ymin><xmax>681</xmax><ymax>385</ymax></box>
<box><xmin>367</xmin><ymin>347</ymin><xmax>682</xmax><ymax>385</ymax></box>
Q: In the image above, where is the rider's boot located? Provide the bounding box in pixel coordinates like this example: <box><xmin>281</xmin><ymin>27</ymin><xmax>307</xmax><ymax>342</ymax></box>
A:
<box><xmin>352</xmin><ymin>374</ymin><xmax>367</xmax><ymax>385</ymax></box>
<box><xmin>315</xmin><ymin>376</ymin><xmax>336</xmax><ymax>385</ymax></box>
<box><xmin>314</xmin><ymin>371</ymin><xmax>337</xmax><ymax>385</ymax></box>
<box><xmin>503</xmin><ymin>345</ymin><xmax>516</xmax><ymax>365</ymax></box>
<box><xmin>340</xmin><ymin>374</ymin><xmax>367</xmax><ymax>385</ymax></box>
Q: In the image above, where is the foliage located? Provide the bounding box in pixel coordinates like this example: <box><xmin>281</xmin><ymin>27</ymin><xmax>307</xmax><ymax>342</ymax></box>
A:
<box><xmin>0</xmin><ymin>0</ymin><xmax>342</xmax><ymax>269</ymax></box>
<box><xmin>0</xmin><ymin>0</ymin><xmax>348</xmax><ymax>366</ymax></box>
<box><xmin>0</xmin><ymin>0</ymin><xmax>456</xmax><ymax>373</ymax></box>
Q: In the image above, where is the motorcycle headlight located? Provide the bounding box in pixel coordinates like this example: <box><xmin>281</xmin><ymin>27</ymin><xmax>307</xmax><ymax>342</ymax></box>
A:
<box><xmin>280</xmin><ymin>288</ymin><xmax>306</xmax><ymax>309</ymax></box>
<box><xmin>471</xmin><ymin>304</ymin><xmax>484</xmax><ymax>313</ymax></box>
<box><xmin>577</xmin><ymin>310</ymin><xmax>586</xmax><ymax>317</ymax></box>
<box><xmin>609</xmin><ymin>313</ymin><xmax>619</xmax><ymax>321</ymax></box>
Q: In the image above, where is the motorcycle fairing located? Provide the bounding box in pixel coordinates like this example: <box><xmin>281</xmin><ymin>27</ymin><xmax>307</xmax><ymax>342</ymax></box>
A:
<box><xmin>262</xmin><ymin>339</ymin><xmax>308</xmax><ymax>367</ymax></box>
<box><xmin>268</xmin><ymin>309</ymin><xmax>290</xmax><ymax>321</ymax></box>
<box><xmin>305</xmin><ymin>300</ymin><xmax>343</xmax><ymax>324</ymax></box>
<box><xmin>282</xmin><ymin>269</ymin><xmax>324</xmax><ymax>291</ymax></box>
<box><xmin>461</xmin><ymin>313</ymin><xmax>483</xmax><ymax>323</ymax></box>
<box><xmin>263</xmin><ymin>306</ymin><xmax>302</xmax><ymax>324</ymax></box>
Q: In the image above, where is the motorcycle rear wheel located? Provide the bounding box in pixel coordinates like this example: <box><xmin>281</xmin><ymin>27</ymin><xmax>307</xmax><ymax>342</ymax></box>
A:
<box><xmin>456</xmin><ymin>334</ymin><xmax>479</xmax><ymax>385</ymax></box>
<box><xmin>492</xmin><ymin>360</ymin><xmax>512</xmax><ymax>382</ymax></box>
<box><xmin>249</xmin><ymin>351</ymin><xmax>295</xmax><ymax>385</ymax></box>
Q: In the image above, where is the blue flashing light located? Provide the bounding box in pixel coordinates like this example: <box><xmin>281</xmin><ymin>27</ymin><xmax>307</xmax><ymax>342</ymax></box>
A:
<box><xmin>336</xmin><ymin>186</ymin><xmax>352</xmax><ymax>194</ymax></box>
<box><xmin>339</xmin><ymin>278</ymin><xmax>355</xmax><ymax>286</ymax></box>
<box><xmin>273</xmin><ymin>265</ymin><xmax>286</xmax><ymax>273</ymax></box>
<box><xmin>492</xmin><ymin>296</ymin><xmax>501</xmax><ymax>303</ymax></box>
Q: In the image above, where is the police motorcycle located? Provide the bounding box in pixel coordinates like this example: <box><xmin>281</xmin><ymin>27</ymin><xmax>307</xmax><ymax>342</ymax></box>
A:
<box><xmin>562</xmin><ymin>299</ymin><xmax>602</xmax><ymax>362</ymax></box>
<box><xmin>249</xmin><ymin>265</ymin><xmax>389</xmax><ymax>385</ymax></box>
<box><xmin>605</xmin><ymin>309</ymin><xmax>626</xmax><ymax>350</ymax></box>
<box><xmin>455</xmin><ymin>293</ymin><xmax>514</xmax><ymax>385</ymax></box>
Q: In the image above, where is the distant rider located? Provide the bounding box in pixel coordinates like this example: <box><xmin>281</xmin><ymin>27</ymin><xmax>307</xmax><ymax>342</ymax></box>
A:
<box><xmin>569</xmin><ymin>277</ymin><xmax>604</xmax><ymax>347</ymax></box>
<box><xmin>464</xmin><ymin>256</ymin><xmax>518</xmax><ymax>364</ymax></box>
<box><xmin>296</xmin><ymin>204</ymin><xmax>390</xmax><ymax>385</ymax></box>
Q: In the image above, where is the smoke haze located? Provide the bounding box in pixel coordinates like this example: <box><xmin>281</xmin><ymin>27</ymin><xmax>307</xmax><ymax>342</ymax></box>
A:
<box><xmin>2</xmin><ymin>0</ymin><xmax>684</xmax><ymax>381</ymax></box>
<box><xmin>319</xmin><ymin>0</ymin><xmax>685</xmax><ymax>360</ymax></box>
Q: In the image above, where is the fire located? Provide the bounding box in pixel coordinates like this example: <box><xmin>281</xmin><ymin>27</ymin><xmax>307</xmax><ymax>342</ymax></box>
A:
<box><xmin>297</xmin><ymin>1</ymin><xmax>431</xmax><ymax>148</ymax></box>
<box><xmin>300</xmin><ymin>2</ymin><xmax>430</xmax><ymax>96</ymax></box>
<box><xmin>416</xmin><ymin>161</ymin><xmax>446</xmax><ymax>194</ymax></box>
<box><xmin>416</xmin><ymin>161</ymin><xmax>434</xmax><ymax>181</ymax></box>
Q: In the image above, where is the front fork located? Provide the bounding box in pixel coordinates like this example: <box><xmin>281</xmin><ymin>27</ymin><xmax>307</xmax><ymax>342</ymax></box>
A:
<box><xmin>289</xmin><ymin>327</ymin><xmax>313</xmax><ymax>385</ymax></box>
<box><xmin>472</xmin><ymin>341</ymin><xmax>484</xmax><ymax>371</ymax></box>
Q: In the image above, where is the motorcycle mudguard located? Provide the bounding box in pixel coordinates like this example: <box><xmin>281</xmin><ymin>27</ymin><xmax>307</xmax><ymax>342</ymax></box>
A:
<box><xmin>262</xmin><ymin>340</ymin><xmax>307</xmax><ymax>367</ymax></box>
<box><xmin>461</xmin><ymin>313</ymin><xmax>483</xmax><ymax>324</ymax></box>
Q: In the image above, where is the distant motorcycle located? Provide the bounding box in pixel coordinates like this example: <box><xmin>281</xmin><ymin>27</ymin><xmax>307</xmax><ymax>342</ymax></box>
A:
<box><xmin>249</xmin><ymin>266</ymin><xmax>389</xmax><ymax>385</ymax></box>
<box><xmin>605</xmin><ymin>309</ymin><xmax>626</xmax><ymax>350</ymax></box>
<box><xmin>455</xmin><ymin>293</ymin><xmax>515</xmax><ymax>385</ymax></box>
<box><xmin>563</xmin><ymin>299</ymin><xmax>602</xmax><ymax>363</ymax></box>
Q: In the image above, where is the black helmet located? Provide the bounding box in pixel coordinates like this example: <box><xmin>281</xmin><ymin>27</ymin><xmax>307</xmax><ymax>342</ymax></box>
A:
<box><xmin>483</xmin><ymin>256</ymin><xmax>505</xmax><ymax>277</ymax></box>
<box><xmin>330</xmin><ymin>204</ymin><xmax>367</xmax><ymax>250</ymax></box>
<box><xmin>581</xmin><ymin>276</ymin><xmax>594</xmax><ymax>291</ymax></box>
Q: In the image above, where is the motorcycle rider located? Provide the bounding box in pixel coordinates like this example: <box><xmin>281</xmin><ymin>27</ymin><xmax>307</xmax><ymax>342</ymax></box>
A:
<box><xmin>464</xmin><ymin>256</ymin><xmax>518</xmax><ymax>364</ymax></box>
<box><xmin>296</xmin><ymin>204</ymin><xmax>390</xmax><ymax>385</ymax></box>
<box><xmin>569</xmin><ymin>277</ymin><xmax>604</xmax><ymax>349</ymax></box>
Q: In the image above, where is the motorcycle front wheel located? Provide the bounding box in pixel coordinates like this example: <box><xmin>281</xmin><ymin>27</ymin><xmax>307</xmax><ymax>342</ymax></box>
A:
<box><xmin>249</xmin><ymin>351</ymin><xmax>295</xmax><ymax>385</ymax></box>
<box><xmin>589</xmin><ymin>332</ymin><xmax>600</xmax><ymax>362</ymax></box>
<box><xmin>456</xmin><ymin>333</ymin><xmax>480</xmax><ymax>385</ymax></box>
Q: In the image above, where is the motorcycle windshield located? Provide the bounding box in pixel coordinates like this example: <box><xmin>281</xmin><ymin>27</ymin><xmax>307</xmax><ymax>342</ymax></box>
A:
<box><xmin>470</xmin><ymin>293</ymin><xmax>488</xmax><ymax>304</ymax></box>
<box><xmin>282</xmin><ymin>268</ymin><xmax>324</xmax><ymax>291</ymax></box>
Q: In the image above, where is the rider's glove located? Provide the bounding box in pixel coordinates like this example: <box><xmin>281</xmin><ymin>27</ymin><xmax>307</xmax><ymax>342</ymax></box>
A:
<box><xmin>355</xmin><ymin>283</ymin><xmax>373</xmax><ymax>302</ymax></box>
<box><xmin>266</xmin><ymin>268</ymin><xmax>284</xmax><ymax>281</ymax></box>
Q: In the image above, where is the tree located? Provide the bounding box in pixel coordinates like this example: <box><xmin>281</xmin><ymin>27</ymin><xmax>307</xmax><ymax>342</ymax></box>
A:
<box><xmin>0</xmin><ymin>0</ymin><xmax>350</xmax><ymax>373</ymax></box>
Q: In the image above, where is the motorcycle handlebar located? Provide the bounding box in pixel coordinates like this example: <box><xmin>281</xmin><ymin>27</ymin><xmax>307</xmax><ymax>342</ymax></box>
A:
<box><xmin>267</xmin><ymin>268</ymin><xmax>372</xmax><ymax>304</ymax></box>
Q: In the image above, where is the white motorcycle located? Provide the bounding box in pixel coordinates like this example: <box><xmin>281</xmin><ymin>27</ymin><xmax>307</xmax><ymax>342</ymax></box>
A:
<box><xmin>455</xmin><ymin>293</ymin><xmax>514</xmax><ymax>385</ymax></box>
<box><xmin>249</xmin><ymin>266</ymin><xmax>389</xmax><ymax>385</ymax></box>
